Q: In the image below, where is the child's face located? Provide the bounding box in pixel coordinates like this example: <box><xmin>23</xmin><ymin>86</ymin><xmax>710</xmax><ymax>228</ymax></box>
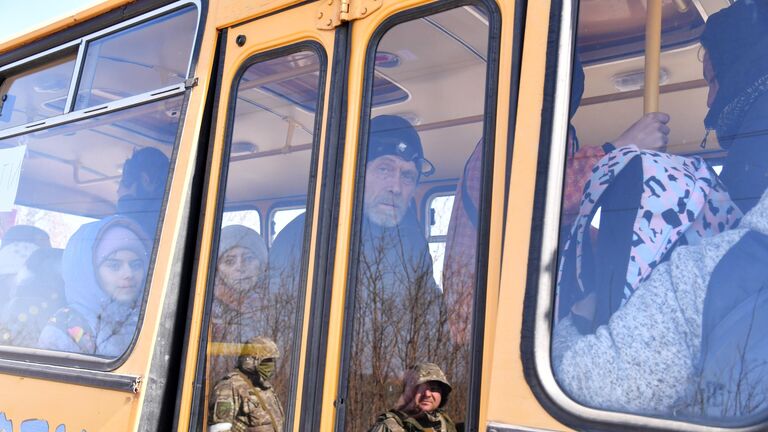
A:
<box><xmin>98</xmin><ymin>250</ymin><xmax>144</xmax><ymax>303</ymax></box>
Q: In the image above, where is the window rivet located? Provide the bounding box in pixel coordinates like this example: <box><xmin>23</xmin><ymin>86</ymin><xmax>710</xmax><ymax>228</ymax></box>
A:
<box><xmin>318</xmin><ymin>11</ymin><xmax>324</xmax><ymax>19</ymax></box>
<box><xmin>236</xmin><ymin>35</ymin><xmax>246</xmax><ymax>47</ymax></box>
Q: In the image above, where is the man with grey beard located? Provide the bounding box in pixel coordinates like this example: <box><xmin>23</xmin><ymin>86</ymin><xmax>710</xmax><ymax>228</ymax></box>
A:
<box><xmin>269</xmin><ymin>115</ymin><xmax>443</xmax><ymax>428</ymax></box>
<box><xmin>269</xmin><ymin>114</ymin><xmax>438</xmax><ymax>302</ymax></box>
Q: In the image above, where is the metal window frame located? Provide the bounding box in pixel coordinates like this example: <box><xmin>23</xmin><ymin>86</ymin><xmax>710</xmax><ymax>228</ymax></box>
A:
<box><xmin>0</xmin><ymin>89</ymin><xmax>190</xmax><ymax>376</ymax></box>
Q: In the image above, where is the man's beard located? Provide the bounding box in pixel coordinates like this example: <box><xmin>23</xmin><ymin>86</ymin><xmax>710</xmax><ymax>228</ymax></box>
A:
<box><xmin>365</xmin><ymin>197</ymin><xmax>407</xmax><ymax>227</ymax></box>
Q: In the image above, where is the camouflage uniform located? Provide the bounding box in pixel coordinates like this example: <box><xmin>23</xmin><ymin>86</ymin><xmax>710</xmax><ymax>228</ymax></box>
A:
<box><xmin>368</xmin><ymin>410</ymin><xmax>456</xmax><ymax>432</ymax></box>
<box><xmin>209</xmin><ymin>336</ymin><xmax>284</xmax><ymax>432</ymax></box>
<box><xmin>368</xmin><ymin>363</ymin><xmax>457</xmax><ymax>432</ymax></box>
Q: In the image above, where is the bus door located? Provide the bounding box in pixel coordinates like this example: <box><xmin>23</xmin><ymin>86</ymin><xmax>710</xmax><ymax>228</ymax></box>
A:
<box><xmin>318</xmin><ymin>0</ymin><xmax>514</xmax><ymax>431</ymax></box>
<box><xmin>176</xmin><ymin>3</ymin><xmax>339</xmax><ymax>431</ymax></box>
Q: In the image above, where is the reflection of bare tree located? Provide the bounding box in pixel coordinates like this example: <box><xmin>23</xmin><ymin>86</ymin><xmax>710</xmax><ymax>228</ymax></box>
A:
<box><xmin>90</xmin><ymin>297</ymin><xmax>142</xmax><ymax>355</ymax></box>
<box><xmin>260</xmin><ymin>269</ymin><xmax>299</xmax><ymax>404</ymax></box>
<box><xmin>346</xmin><ymin>222</ymin><xmax>471</xmax><ymax>432</ymax></box>
<box><xmin>39</xmin><ymin>294</ymin><xmax>143</xmax><ymax>357</ymax></box>
<box><xmin>206</xmin><ymin>273</ymin><xmax>268</xmax><ymax>388</ymax></box>
<box><xmin>676</xmin><ymin>294</ymin><xmax>768</xmax><ymax>420</ymax></box>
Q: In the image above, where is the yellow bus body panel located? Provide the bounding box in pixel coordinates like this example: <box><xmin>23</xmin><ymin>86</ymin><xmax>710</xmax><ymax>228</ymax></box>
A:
<box><xmin>486</xmin><ymin>0</ymin><xmax>570</xmax><ymax>430</ymax></box>
<box><xmin>176</xmin><ymin>3</ymin><xmax>336</xmax><ymax>431</ymax></box>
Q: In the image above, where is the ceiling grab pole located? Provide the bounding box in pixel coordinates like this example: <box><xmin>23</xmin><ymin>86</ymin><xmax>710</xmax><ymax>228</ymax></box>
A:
<box><xmin>674</xmin><ymin>0</ymin><xmax>689</xmax><ymax>13</ymax></box>
<box><xmin>644</xmin><ymin>0</ymin><xmax>663</xmax><ymax>114</ymax></box>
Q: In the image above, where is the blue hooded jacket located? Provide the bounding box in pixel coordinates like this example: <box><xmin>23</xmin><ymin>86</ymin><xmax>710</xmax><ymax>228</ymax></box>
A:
<box><xmin>38</xmin><ymin>216</ymin><xmax>150</xmax><ymax>358</ymax></box>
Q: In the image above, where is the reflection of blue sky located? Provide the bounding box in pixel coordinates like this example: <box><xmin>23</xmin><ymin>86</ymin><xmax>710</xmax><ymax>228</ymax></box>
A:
<box><xmin>20</xmin><ymin>419</ymin><xmax>48</xmax><ymax>432</ymax></box>
<box><xmin>0</xmin><ymin>1</ymin><xmax>102</xmax><ymax>44</ymax></box>
<box><xmin>0</xmin><ymin>413</ymin><xmax>11</xmax><ymax>432</ymax></box>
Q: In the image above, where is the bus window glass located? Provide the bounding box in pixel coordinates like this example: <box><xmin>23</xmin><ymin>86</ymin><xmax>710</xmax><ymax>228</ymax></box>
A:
<box><xmin>427</xmin><ymin>193</ymin><xmax>454</xmax><ymax>288</ymax></box>
<box><xmin>0</xmin><ymin>53</ymin><xmax>77</xmax><ymax>130</ymax></box>
<box><xmin>428</xmin><ymin>194</ymin><xmax>454</xmax><ymax>239</ymax></box>
<box><xmin>222</xmin><ymin>209</ymin><xmax>261</xmax><ymax>235</ymax></box>
<box><xmin>0</xmin><ymin>95</ymin><xmax>180</xmax><ymax>355</ymax></box>
<box><xmin>74</xmin><ymin>6</ymin><xmax>197</xmax><ymax>110</ymax></box>
<box><xmin>204</xmin><ymin>49</ymin><xmax>324</xmax><ymax>430</ymax></box>
<box><xmin>270</xmin><ymin>207</ymin><xmax>305</xmax><ymax>245</ymax></box>
<box><xmin>343</xmin><ymin>5</ymin><xmax>491</xmax><ymax>431</ymax></box>
<box><xmin>551</xmin><ymin>1</ymin><xmax>768</xmax><ymax>427</ymax></box>
<box><xmin>9</xmin><ymin>205</ymin><xmax>96</xmax><ymax>248</ymax></box>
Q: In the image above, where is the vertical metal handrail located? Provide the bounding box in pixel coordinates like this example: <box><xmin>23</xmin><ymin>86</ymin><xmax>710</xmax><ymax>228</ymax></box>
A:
<box><xmin>644</xmin><ymin>0</ymin><xmax>663</xmax><ymax>114</ymax></box>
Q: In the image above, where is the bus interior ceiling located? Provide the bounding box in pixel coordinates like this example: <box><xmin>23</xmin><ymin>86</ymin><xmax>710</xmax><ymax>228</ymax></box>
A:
<box><xmin>573</xmin><ymin>0</ymin><xmax>725</xmax><ymax>159</ymax></box>
<box><xmin>9</xmin><ymin>102</ymin><xmax>179</xmax><ymax>218</ymax></box>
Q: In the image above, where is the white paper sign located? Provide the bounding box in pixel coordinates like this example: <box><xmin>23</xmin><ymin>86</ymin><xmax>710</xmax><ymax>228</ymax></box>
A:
<box><xmin>0</xmin><ymin>145</ymin><xmax>26</xmax><ymax>212</ymax></box>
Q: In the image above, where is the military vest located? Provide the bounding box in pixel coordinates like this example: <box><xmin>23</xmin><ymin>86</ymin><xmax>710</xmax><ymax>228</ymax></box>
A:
<box><xmin>210</xmin><ymin>371</ymin><xmax>284</xmax><ymax>432</ymax></box>
<box><xmin>375</xmin><ymin>410</ymin><xmax>456</xmax><ymax>432</ymax></box>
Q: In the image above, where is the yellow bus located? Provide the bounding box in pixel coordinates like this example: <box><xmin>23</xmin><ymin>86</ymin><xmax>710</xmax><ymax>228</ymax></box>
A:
<box><xmin>0</xmin><ymin>0</ymin><xmax>765</xmax><ymax>430</ymax></box>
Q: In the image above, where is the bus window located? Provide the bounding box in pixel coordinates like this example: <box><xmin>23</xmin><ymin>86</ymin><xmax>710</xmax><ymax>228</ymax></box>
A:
<box><xmin>203</xmin><ymin>47</ymin><xmax>324</xmax><ymax>429</ymax></box>
<box><xmin>74</xmin><ymin>5</ymin><xmax>197</xmax><ymax>110</ymax></box>
<box><xmin>550</xmin><ymin>0</ymin><xmax>768</xmax><ymax>428</ymax></box>
<box><xmin>222</xmin><ymin>209</ymin><xmax>262</xmax><ymax>235</ymax></box>
<box><xmin>426</xmin><ymin>193</ymin><xmax>455</xmax><ymax>288</ymax></box>
<box><xmin>0</xmin><ymin>97</ymin><xmax>180</xmax><ymax>355</ymax></box>
<box><xmin>341</xmin><ymin>3</ymin><xmax>495</xmax><ymax>430</ymax></box>
<box><xmin>270</xmin><ymin>206</ymin><xmax>305</xmax><ymax>245</ymax></box>
<box><xmin>0</xmin><ymin>2</ymin><xmax>198</xmax><ymax>362</ymax></box>
<box><xmin>0</xmin><ymin>52</ymin><xmax>77</xmax><ymax>130</ymax></box>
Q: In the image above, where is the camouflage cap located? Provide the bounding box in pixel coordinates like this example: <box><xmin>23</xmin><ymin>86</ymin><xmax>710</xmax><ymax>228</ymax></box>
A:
<box><xmin>412</xmin><ymin>362</ymin><xmax>452</xmax><ymax>394</ymax></box>
<box><xmin>240</xmin><ymin>336</ymin><xmax>280</xmax><ymax>359</ymax></box>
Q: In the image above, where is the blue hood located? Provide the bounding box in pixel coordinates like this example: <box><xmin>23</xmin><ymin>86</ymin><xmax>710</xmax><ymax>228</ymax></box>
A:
<box><xmin>62</xmin><ymin>216</ymin><xmax>150</xmax><ymax>356</ymax></box>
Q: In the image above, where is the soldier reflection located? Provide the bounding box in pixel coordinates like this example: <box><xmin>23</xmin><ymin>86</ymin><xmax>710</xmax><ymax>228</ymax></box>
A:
<box><xmin>208</xmin><ymin>336</ymin><xmax>284</xmax><ymax>432</ymax></box>
<box><xmin>367</xmin><ymin>363</ymin><xmax>457</xmax><ymax>432</ymax></box>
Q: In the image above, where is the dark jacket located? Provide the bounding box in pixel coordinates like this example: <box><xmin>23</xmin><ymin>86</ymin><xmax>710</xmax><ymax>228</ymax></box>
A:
<box><xmin>367</xmin><ymin>410</ymin><xmax>456</xmax><ymax>432</ymax></box>
<box><xmin>718</xmin><ymin>92</ymin><xmax>768</xmax><ymax>214</ymax></box>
